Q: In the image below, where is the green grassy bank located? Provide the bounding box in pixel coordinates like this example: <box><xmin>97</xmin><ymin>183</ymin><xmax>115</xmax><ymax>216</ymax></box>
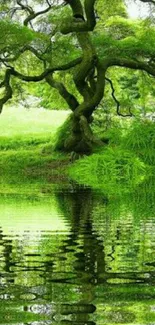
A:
<box><xmin>0</xmin><ymin>106</ymin><xmax>154</xmax><ymax>196</ymax></box>
<box><xmin>69</xmin><ymin>119</ymin><xmax>155</xmax><ymax>196</ymax></box>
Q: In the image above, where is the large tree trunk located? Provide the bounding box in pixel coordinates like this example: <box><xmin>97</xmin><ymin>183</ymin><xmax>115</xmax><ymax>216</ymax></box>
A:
<box><xmin>54</xmin><ymin>113</ymin><xmax>102</xmax><ymax>154</ymax></box>
<box><xmin>65</xmin><ymin>115</ymin><xmax>94</xmax><ymax>153</ymax></box>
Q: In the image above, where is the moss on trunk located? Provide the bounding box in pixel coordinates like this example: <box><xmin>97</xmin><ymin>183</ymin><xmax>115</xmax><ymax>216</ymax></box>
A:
<box><xmin>54</xmin><ymin>113</ymin><xmax>103</xmax><ymax>154</ymax></box>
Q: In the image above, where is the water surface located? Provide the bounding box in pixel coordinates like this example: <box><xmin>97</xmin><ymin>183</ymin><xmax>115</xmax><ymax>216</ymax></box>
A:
<box><xmin>0</xmin><ymin>184</ymin><xmax>155</xmax><ymax>325</ymax></box>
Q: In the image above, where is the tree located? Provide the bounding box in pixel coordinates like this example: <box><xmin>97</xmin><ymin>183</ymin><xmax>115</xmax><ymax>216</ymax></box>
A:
<box><xmin>0</xmin><ymin>0</ymin><xmax>155</xmax><ymax>153</ymax></box>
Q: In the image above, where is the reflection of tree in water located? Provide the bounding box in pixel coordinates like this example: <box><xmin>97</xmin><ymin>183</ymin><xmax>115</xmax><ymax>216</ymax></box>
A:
<box><xmin>57</xmin><ymin>187</ymin><xmax>106</xmax><ymax>282</ymax></box>
<box><xmin>51</xmin><ymin>186</ymin><xmax>107</xmax><ymax>325</ymax></box>
<box><xmin>0</xmin><ymin>180</ymin><xmax>154</xmax><ymax>325</ymax></box>
<box><xmin>53</xmin><ymin>183</ymin><xmax>155</xmax><ymax>325</ymax></box>
<box><xmin>0</xmin><ymin>228</ymin><xmax>14</xmax><ymax>283</ymax></box>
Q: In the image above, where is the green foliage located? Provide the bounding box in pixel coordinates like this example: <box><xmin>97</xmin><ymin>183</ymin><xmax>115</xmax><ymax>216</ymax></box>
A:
<box><xmin>120</xmin><ymin>74</ymin><xmax>140</xmax><ymax>99</ymax></box>
<box><xmin>94</xmin><ymin>18</ymin><xmax>155</xmax><ymax>59</ymax></box>
<box><xmin>105</xmin><ymin>16</ymin><xmax>139</xmax><ymax>39</ymax></box>
<box><xmin>30</xmin><ymin>82</ymin><xmax>69</xmax><ymax>110</ymax></box>
<box><xmin>94</xmin><ymin>118</ymin><xmax>155</xmax><ymax>166</ymax></box>
<box><xmin>69</xmin><ymin>147</ymin><xmax>146</xmax><ymax>194</ymax></box>
<box><xmin>28</xmin><ymin>72</ymin><xmax>82</xmax><ymax>110</ymax></box>
<box><xmin>47</xmin><ymin>7</ymin><xmax>80</xmax><ymax>65</ymax></box>
<box><xmin>29</xmin><ymin>80</ymin><xmax>70</xmax><ymax>110</ymax></box>
<box><xmin>92</xmin><ymin>66</ymin><xmax>155</xmax><ymax>126</ymax></box>
<box><xmin>0</xmin><ymin>20</ymin><xmax>34</xmax><ymax>54</ymax></box>
<box><xmin>101</xmin><ymin>124</ymin><xmax>124</xmax><ymax>145</ymax></box>
<box><xmin>69</xmin><ymin>118</ymin><xmax>155</xmax><ymax>193</ymax></box>
<box><xmin>93</xmin><ymin>113</ymin><xmax>124</xmax><ymax>145</ymax></box>
<box><xmin>123</xmin><ymin>120</ymin><xmax>155</xmax><ymax>165</ymax></box>
<box><xmin>96</xmin><ymin>0</ymin><xmax>127</xmax><ymax>22</ymax></box>
<box><xmin>47</xmin><ymin>33</ymin><xmax>80</xmax><ymax>66</ymax></box>
<box><xmin>53</xmin><ymin>114</ymin><xmax>73</xmax><ymax>151</ymax></box>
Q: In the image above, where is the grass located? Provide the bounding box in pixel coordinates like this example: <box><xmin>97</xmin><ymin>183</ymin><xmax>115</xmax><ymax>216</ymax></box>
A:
<box><xmin>122</xmin><ymin>120</ymin><xmax>155</xmax><ymax>165</ymax></box>
<box><xmin>0</xmin><ymin>106</ymin><xmax>69</xmax><ymax>150</ymax></box>
<box><xmin>69</xmin><ymin>119</ymin><xmax>155</xmax><ymax>195</ymax></box>
<box><xmin>0</xmin><ymin>106</ymin><xmax>70</xmax><ymax>194</ymax></box>
<box><xmin>69</xmin><ymin>147</ymin><xmax>147</xmax><ymax>196</ymax></box>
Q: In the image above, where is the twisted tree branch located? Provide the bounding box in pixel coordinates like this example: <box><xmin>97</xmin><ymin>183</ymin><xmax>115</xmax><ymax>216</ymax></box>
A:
<box><xmin>139</xmin><ymin>0</ymin><xmax>155</xmax><ymax>4</ymax></box>
<box><xmin>0</xmin><ymin>57</ymin><xmax>82</xmax><ymax>112</ymax></box>
<box><xmin>61</xmin><ymin>0</ymin><xmax>96</xmax><ymax>34</ymax></box>
<box><xmin>16</xmin><ymin>0</ymin><xmax>52</xmax><ymax>26</ymax></box>
<box><xmin>105</xmin><ymin>77</ymin><xmax>133</xmax><ymax>117</ymax></box>
<box><xmin>46</xmin><ymin>75</ymin><xmax>79</xmax><ymax>111</ymax></box>
<box><xmin>0</xmin><ymin>70</ymin><xmax>13</xmax><ymax>113</ymax></box>
<box><xmin>23</xmin><ymin>6</ymin><xmax>52</xmax><ymax>27</ymax></box>
<box><xmin>17</xmin><ymin>0</ymin><xmax>33</xmax><ymax>15</ymax></box>
<box><xmin>74</xmin><ymin>60</ymin><xmax>106</xmax><ymax>118</ymax></box>
<box><xmin>10</xmin><ymin>57</ymin><xmax>82</xmax><ymax>82</ymax></box>
<box><xmin>107</xmin><ymin>58</ymin><xmax>155</xmax><ymax>76</ymax></box>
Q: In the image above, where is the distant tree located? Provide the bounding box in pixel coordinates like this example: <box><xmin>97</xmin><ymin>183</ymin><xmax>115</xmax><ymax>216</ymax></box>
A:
<box><xmin>0</xmin><ymin>0</ymin><xmax>155</xmax><ymax>153</ymax></box>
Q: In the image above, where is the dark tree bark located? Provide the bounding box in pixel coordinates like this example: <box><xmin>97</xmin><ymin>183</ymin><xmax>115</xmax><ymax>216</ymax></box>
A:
<box><xmin>55</xmin><ymin>0</ymin><xmax>105</xmax><ymax>153</ymax></box>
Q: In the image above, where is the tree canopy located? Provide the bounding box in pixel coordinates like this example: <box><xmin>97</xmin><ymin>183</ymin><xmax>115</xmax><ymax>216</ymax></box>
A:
<box><xmin>0</xmin><ymin>0</ymin><xmax>155</xmax><ymax>153</ymax></box>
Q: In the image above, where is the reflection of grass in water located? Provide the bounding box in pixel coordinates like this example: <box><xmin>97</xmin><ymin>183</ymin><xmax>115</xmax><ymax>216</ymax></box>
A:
<box><xmin>92</xmin><ymin>175</ymin><xmax>155</xmax><ymax>222</ymax></box>
<box><xmin>0</xmin><ymin>148</ymin><xmax>69</xmax><ymax>194</ymax></box>
<box><xmin>0</xmin><ymin>185</ymin><xmax>154</xmax><ymax>324</ymax></box>
<box><xmin>0</xmin><ymin>193</ymin><xmax>68</xmax><ymax>234</ymax></box>
<box><xmin>95</xmin><ymin>284</ymin><xmax>155</xmax><ymax>324</ymax></box>
<box><xmin>0</xmin><ymin>193</ymin><xmax>71</xmax><ymax>290</ymax></box>
<box><xmin>0</xmin><ymin>308</ymin><xmax>49</xmax><ymax>324</ymax></box>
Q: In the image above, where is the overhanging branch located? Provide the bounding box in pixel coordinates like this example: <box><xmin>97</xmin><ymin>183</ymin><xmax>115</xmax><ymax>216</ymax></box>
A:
<box><xmin>17</xmin><ymin>0</ymin><xmax>33</xmax><ymax>15</ymax></box>
<box><xmin>139</xmin><ymin>0</ymin><xmax>155</xmax><ymax>4</ymax></box>
<box><xmin>0</xmin><ymin>43</ymin><xmax>51</xmax><ymax>65</ymax></box>
<box><xmin>46</xmin><ymin>75</ymin><xmax>79</xmax><ymax>111</ymax></box>
<box><xmin>23</xmin><ymin>6</ymin><xmax>52</xmax><ymax>27</ymax></box>
<box><xmin>0</xmin><ymin>57</ymin><xmax>82</xmax><ymax>112</ymax></box>
<box><xmin>105</xmin><ymin>77</ymin><xmax>133</xmax><ymax>117</ymax></box>
<box><xmin>10</xmin><ymin>57</ymin><xmax>82</xmax><ymax>82</ymax></box>
<box><xmin>107</xmin><ymin>58</ymin><xmax>155</xmax><ymax>76</ymax></box>
<box><xmin>16</xmin><ymin>0</ymin><xmax>52</xmax><ymax>26</ymax></box>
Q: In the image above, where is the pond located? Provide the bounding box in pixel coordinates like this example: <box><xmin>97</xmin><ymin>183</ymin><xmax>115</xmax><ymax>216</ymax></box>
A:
<box><xmin>0</xmin><ymin>183</ymin><xmax>155</xmax><ymax>325</ymax></box>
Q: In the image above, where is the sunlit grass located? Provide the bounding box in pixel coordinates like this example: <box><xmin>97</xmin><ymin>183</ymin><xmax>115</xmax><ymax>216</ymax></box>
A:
<box><xmin>0</xmin><ymin>106</ymin><xmax>69</xmax><ymax>150</ymax></box>
<box><xmin>0</xmin><ymin>106</ymin><xmax>70</xmax><ymax>193</ymax></box>
<box><xmin>1</xmin><ymin>106</ymin><xmax>69</xmax><ymax>137</ymax></box>
<box><xmin>69</xmin><ymin>147</ymin><xmax>147</xmax><ymax>196</ymax></box>
<box><xmin>69</xmin><ymin>120</ymin><xmax>155</xmax><ymax>194</ymax></box>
